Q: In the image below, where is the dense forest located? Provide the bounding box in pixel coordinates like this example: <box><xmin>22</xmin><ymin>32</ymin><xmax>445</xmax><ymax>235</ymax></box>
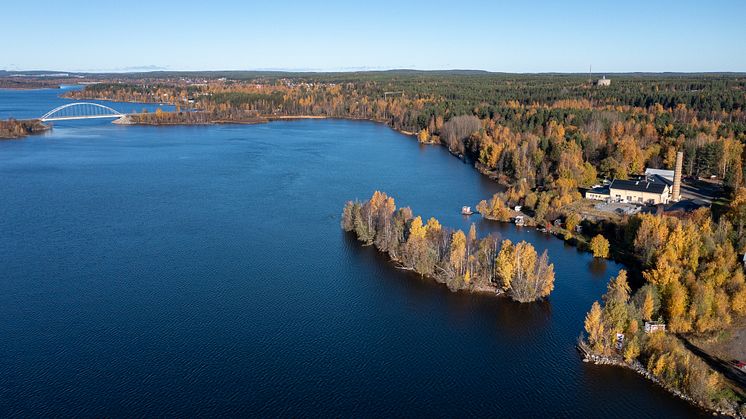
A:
<box><xmin>341</xmin><ymin>191</ymin><xmax>555</xmax><ymax>303</ymax></box>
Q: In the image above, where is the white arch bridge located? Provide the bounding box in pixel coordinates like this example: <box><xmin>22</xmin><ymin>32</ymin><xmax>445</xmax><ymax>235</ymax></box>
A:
<box><xmin>40</xmin><ymin>102</ymin><xmax>127</xmax><ymax>122</ymax></box>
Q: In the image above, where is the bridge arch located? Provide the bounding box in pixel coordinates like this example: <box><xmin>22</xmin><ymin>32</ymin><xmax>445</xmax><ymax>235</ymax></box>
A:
<box><xmin>40</xmin><ymin>102</ymin><xmax>125</xmax><ymax>122</ymax></box>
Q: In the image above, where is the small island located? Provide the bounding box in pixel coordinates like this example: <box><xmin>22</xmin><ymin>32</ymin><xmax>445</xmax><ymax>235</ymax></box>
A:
<box><xmin>342</xmin><ymin>191</ymin><xmax>555</xmax><ymax>303</ymax></box>
<box><xmin>0</xmin><ymin>119</ymin><xmax>49</xmax><ymax>139</ymax></box>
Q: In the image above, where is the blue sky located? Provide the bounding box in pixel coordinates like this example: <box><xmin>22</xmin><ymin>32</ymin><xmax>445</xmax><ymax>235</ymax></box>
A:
<box><xmin>3</xmin><ymin>0</ymin><xmax>744</xmax><ymax>72</ymax></box>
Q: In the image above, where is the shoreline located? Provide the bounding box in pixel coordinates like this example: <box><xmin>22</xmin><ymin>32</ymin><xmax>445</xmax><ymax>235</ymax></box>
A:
<box><xmin>578</xmin><ymin>342</ymin><xmax>742</xmax><ymax>417</ymax></box>
<box><xmin>123</xmin><ymin>114</ymin><xmax>419</xmax><ymax>137</ymax></box>
<box><xmin>380</xmin><ymin>244</ymin><xmax>506</xmax><ymax>298</ymax></box>
<box><xmin>268</xmin><ymin>114</ymin><xmax>417</xmax><ymax>136</ymax></box>
<box><xmin>0</xmin><ymin>87</ymin><xmax>60</xmax><ymax>91</ymax></box>
<box><xmin>59</xmin><ymin>92</ymin><xmax>420</xmax><ymax>137</ymax></box>
<box><xmin>1</xmin><ymin>109</ymin><xmax>416</xmax><ymax>142</ymax></box>
<box><xmin>364</xmin><ymin>241</ymin><xmax>512</xmax><ymax>299</ymax></box>
<box><xmin>0</xmin><ymin>119</ymin><xmax>50</xmax><ymax>139</ymax></box>
<box><xmin>60</xmin><ymin>93</ymin><xmax>167</xmax><ymax>105</ymax></box>
<box><xmin>0</xmin><ymin>85</ymin><xmax>63</xmax><ymax>91</ymax></box>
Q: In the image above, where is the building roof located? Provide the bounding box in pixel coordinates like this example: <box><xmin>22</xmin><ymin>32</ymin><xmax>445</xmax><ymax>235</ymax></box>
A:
<box><xmin>650</xmin><ymin>174</ymin><xmax>673</xmax><ymax>187</ymax></box>
<box><xmin>610</xmin><ymin>178</ymin><xmax>668</xmax><ymax>194</ymax></box>
<box><xmin>645</xmin><ymin>168</ymin><xmax>675</xmax><ymax>180</ymax></box>
<box><xmin>587</xmin><ymin>186</ymin><xmax>610</xmax><ymax>195</ymax></box>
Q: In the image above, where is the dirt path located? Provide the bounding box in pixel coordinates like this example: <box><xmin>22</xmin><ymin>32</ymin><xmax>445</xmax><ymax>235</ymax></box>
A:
<box><xmin>679</xmin><ymin>334</ymin><xmax>746</xmax><ymax>393</ymax></box>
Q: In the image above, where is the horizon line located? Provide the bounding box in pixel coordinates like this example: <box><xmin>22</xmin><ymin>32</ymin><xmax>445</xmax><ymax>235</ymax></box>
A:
<box><xmin>3</xmin><ymin>68</ymin><xmax>746</xmax><ymax>76</ymax></box>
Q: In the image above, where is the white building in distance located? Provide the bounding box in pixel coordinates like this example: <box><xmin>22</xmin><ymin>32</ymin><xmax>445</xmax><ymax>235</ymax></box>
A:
<box><xmin>645</xmin><ymin>168</ymin><xmax>675</xmax><ymax>182</ymax></box>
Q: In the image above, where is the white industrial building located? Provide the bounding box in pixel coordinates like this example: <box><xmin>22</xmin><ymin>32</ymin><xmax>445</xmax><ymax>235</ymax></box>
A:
<box><xmin>585</xmin><ymin>152</ymin><xmax>684</xmax><ymax>205</ymax></box>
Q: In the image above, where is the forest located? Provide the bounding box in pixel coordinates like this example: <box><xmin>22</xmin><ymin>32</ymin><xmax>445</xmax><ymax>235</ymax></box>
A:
<box><xmin>122</xmin><ymin>108</ymin><xmax>266</xmax><ymax>125</ymax></box>
<box><xmin>582</xmin><ymin>199</ymin><xmax>746</xmax><ymax>414</ymax></box>
<box><xmin>341</xmin><ymin>191</ymin><xmax>555</xmax><ymax>303</ymax></box>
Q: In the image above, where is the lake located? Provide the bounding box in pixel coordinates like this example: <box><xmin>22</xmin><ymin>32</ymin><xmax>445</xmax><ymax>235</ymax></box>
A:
<box><xmin>0</xmin><ymin>88</ymin><xmax>707</xmax><ymax>417</ymax></box>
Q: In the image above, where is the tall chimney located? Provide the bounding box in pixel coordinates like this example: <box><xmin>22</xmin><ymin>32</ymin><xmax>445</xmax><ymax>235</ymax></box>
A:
<box><xmin>672</xmin><ymin>151</ymin><xmax>683</xmax><ymax>201</ymax></box>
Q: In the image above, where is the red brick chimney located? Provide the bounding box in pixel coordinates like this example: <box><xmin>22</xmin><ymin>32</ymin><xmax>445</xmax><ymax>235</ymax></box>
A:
<box><xmin>672</xmin><ymin>151</ymin><xmax>683</xmax><ymax>201</ymax></box>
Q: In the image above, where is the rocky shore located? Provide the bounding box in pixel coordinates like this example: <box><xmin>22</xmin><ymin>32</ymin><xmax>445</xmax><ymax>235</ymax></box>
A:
<box><xmin>0</xmin><ymin>119</ymin><xmax>50</xmax><ymax>139</ymax></box>
<box><xmin>579</xmin><ymin>342</ymin><xmax>744</xmax><ymax>418</ymax></box>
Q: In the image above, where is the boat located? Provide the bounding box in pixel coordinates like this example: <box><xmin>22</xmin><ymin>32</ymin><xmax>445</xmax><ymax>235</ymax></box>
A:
<box><xmin>461</xmin><ymin>206</ymin><xmax>474</xmax><ymax>215</ymax></box>
<box><xmin>514</xmin><ymin>215</ymin><xmax>525</xmax><ymax>226</ymax></box>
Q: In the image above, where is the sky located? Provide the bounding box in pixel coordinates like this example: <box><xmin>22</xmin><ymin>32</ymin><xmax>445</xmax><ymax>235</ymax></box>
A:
<box><xmin>2</xmin><ymin>0</ymin><xmax>745</xmax><ymax>73</ymax></box>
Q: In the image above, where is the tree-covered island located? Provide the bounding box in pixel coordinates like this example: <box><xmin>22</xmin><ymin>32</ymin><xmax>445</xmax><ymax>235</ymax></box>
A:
<box><xmin>342</xmin><ymin>191</ymin><xmax>555</xmax><ymax>303</ymax></box>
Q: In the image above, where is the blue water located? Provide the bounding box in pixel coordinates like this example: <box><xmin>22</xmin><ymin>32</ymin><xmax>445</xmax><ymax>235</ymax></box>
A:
<box><xmin>0</xmin><ymin>88</ymin><xmax>706</xmax><ymax>417</ymax></box>
<box><xmin>0</xmin><ymin>85</ymin><xmax>172</xmax><ymax>120</ymax></box>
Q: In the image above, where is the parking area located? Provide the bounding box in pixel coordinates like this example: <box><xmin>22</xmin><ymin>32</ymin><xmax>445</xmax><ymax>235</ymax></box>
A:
<box><xmin>594</xmin><ymin>201</ymin><xmax>642</xmax><ymax>216</ymax></box>
<box><xmin>680</xmin><ymin>178</ymin><xmax>725</xmax><ymax>204</ymax></box>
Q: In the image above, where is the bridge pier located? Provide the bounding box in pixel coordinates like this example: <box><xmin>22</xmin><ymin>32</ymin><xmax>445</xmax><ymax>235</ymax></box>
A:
<box><xmin>112</xmin><ymin>115</ymin><xmax>133</xmax><ymax>125</ymax></box>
